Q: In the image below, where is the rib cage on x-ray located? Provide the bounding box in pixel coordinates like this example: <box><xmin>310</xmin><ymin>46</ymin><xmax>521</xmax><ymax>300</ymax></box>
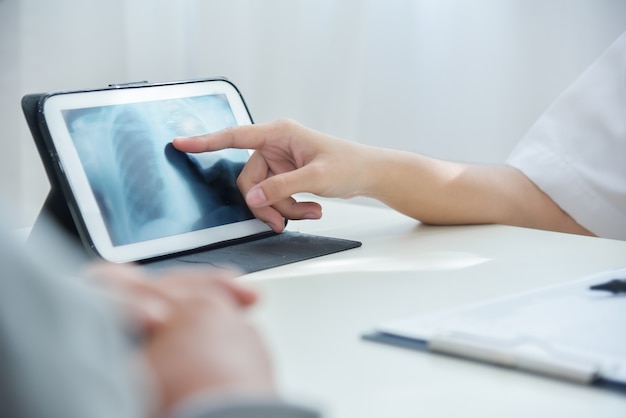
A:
<box><xmin>64</xmin><ymin>95</ymin><xmax>254</xmax><ymax>247</ymax></box>
<box><xmin>111</xmin><ymin>111</ymin><xmax>166</xmax><ymax>228</ymax></box>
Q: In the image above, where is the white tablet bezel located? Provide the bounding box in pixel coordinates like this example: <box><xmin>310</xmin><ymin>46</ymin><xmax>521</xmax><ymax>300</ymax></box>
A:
<box><xmin>42</xmin><ymin>79</ymin><xmax>271</xmax><ymax>263</ymax></box>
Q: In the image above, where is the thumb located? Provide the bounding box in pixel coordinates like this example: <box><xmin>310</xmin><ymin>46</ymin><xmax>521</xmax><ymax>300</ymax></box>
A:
<box><xmin>244</xmin><ymin>166</ymin><xmax>323</xmax><ymax>208</ymax></box>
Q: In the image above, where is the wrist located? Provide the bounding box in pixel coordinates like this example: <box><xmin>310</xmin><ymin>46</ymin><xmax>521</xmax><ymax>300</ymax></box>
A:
<box><xmin>358</xmin><ymin>146</ymin><xmax>404</xmax><ymax>200</ymax></box>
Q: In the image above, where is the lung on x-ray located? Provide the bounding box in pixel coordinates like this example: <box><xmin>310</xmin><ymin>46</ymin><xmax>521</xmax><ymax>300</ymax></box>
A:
<box><xmin>62</xmin><ymin>94</ymin><xmax>253</xmax><ymax>246</ymax></box>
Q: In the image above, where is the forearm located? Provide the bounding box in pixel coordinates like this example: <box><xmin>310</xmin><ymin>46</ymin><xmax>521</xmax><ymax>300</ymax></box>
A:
<box><xmin>360</xmin><ymin>147</ymin><xmax>593</xmax><ymax>235</ymax></box>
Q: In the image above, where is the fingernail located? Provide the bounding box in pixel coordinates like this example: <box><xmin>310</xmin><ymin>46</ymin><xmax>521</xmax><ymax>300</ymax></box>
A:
<box><xmin>303</xmin><ymin>212</ymin><xmax>320</xmax><ymax>220</ymax></box>
<box><xmin>171</xmin><ymin>138</ymin><xmax>185</xmax><ymax>148</ymax></box>
<box><xmin>246</xmin><ymin>187</ymin><xmax>267</xmax><ymax>207</ymax></box>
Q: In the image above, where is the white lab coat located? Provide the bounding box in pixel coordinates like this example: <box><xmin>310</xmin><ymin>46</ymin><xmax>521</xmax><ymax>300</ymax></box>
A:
<box><xmin>507</xmin><ymin>31</ymin><xmax>626</xmax><ymax>240</ymax></box>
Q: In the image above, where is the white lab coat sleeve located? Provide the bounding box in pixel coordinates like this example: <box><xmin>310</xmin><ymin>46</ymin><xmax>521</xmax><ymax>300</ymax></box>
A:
<box><xmin>507</xmin><ymin>31</ymin><xmax>626</xmax><ymax>240</ymax></box>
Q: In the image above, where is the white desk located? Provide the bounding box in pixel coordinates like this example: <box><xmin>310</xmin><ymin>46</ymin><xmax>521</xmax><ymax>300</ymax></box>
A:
<box><xmin>242</xmin><ymin>198</ymin><xmax>626</xmax><ymax>418</ymax></box>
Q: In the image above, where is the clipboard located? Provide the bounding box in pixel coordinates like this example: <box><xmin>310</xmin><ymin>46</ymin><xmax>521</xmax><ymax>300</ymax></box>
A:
<box><xmin>363</xmin><ymin>267</ymin><xmax>626</xmax><ymax>392</ymax></box>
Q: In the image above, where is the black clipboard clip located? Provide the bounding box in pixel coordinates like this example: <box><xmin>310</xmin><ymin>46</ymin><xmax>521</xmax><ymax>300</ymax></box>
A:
<box><xmin>590</xmin><ymin>279</ymin><xmax>626</xmax><ymax>294</ymax></box>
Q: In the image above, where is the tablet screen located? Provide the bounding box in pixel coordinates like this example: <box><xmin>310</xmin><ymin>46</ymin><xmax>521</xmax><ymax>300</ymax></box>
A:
<box><xmin>42</xmin><ymin>80</ymin><xmax>271</xmax><ymax>262</ymax></box>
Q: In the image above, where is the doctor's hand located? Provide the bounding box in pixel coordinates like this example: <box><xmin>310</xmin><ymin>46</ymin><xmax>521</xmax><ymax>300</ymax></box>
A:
<box><xmin>173</xmin><ymin>119</ymin><xmax>373</xmax><ymax>232</ymax></box>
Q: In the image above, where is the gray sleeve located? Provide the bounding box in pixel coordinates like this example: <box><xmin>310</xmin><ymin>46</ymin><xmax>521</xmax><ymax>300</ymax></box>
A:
<box><xmin>0</xmin><ymin>221</ymin><xmax>149</xmax><ymax>418</ymax></box>
<box><xmin>170</xmin><ymin>397</ymin><xmax>321</xmax><ymax>418</ymax></box>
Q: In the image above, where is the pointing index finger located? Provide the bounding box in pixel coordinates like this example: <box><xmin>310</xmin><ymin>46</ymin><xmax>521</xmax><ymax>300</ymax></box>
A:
<box><xmin>172</xmin><ymin>124</ymin><xmax>271</xmax><ymax>153</ymax></box>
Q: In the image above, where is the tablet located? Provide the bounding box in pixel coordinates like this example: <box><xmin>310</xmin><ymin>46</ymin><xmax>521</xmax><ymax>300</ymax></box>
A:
<box><xmin>39</xmin><ymin>79</ymin><xmax>272</xmax><ymax>263</ymax></box>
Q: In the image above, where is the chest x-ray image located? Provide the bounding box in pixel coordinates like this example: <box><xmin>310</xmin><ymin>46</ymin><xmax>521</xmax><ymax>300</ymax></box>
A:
<box><xmin>63</xmin><ymin>95</ymin><xmax>253</xmax><ymax>246</ymax></box>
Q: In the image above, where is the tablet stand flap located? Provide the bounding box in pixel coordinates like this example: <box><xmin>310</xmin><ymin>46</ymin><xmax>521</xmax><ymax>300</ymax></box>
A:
<box><xmin>21</xmin><ymin>94</ymin><xmax>65</xmax><ymax>193</ymax></box>
<box><xmin>22</xmin><ymin>94</ymin><xmax>85</xmax><ymax>249</ymax></box>
<box><xmin>29</xmin><ymin>191</ymin><xmax>83</xmax><ymax>247</ymax></box>
<box><xmin>142</xmin><ymin>231</ymin><xmax>362</xmax><ymax>274</ymax></box>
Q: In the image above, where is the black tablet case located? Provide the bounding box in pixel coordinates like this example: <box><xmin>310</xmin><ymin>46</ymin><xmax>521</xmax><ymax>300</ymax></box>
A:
<box><xmin>22</xmin><ymin>79</ymin><xmax>361</xmax><ymax>273</ymax></box>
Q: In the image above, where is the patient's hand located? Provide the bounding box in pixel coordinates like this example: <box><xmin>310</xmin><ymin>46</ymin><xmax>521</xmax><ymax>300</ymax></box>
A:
<box><xmin>85</xmin><ymin>263</ymin><xmax>274</xmax><ymax>415</ymax></box>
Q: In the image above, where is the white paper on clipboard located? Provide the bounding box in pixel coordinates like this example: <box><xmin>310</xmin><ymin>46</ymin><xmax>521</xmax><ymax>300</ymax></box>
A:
<box><xmin>369</xmin><ymin>267</ymin><xmax>626</xmax><ymax>386</ymax></box>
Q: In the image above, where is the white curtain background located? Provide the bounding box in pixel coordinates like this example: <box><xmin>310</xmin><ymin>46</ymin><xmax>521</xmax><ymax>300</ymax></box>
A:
<box><xmin>1</xmin><ymin>0</ymin><xmax>626</xmax><ymax>226</ymax></box>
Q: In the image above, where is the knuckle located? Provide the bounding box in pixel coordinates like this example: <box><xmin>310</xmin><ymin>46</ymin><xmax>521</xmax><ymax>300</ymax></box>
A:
<box><xmin>306</xmin><ymin>162</ymin><xmax>327</xmax><ymax>179</ymax></box>
<box><xmin>267</xmin><ymin>173</ymin><xmax>289</xmax><ymax>194</ymax></box>
<box><xmin>236</xmin><ymin>174</ymin><xmax>246</xmax><ymax>189</ymax></box>
<box><xmin>272</xmin><ymin>118</ymin><xmax>298</xmax><ymax>133</ymax></box>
